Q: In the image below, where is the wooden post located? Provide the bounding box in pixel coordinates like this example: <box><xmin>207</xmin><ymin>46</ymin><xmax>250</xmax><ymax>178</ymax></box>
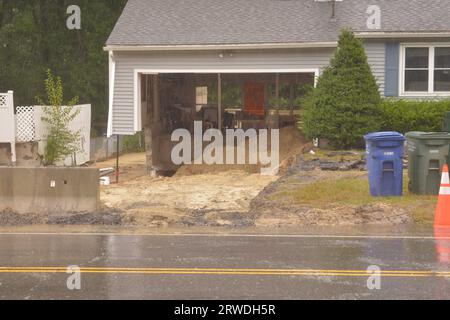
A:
<box><xmin>275</xmin><ymin>73</ymin><xmax>280</xmax><ymax>108</ymax></box>
<box><xmin>145</xmin><ymin>74</ymin><xmax>160</xmax><ymax>176</ymax></box>
<box><xmin>289</xmin><ymin>81</ymin><xmax>294</xmax><ymax>117</ymax></box>
<box><xmin>116</xmin><ymin>134</ymin><xmax>120</xmax><ymax>184</ymax></box>
<box><xmin>218</xmin><ymin>73</ymin><xmax>222</xmax><ymax>130</ymax></box>
<box><xmin>153</xmin><ymin>75</ymin><xmax>160</xmax><ymax>124</ymax></box>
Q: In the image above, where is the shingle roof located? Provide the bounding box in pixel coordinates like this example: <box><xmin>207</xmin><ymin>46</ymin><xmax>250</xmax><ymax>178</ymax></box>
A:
<box><xmin>106</xmin><ymin>0</ymin><xmax>450</xmax><ymax>46</ymax></box>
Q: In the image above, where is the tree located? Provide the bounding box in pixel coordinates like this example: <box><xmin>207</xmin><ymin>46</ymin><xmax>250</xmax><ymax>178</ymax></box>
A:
<box><xmin>0</xmin><ymin>1</ymin><xmax>127</xmax><ymax>134</ymax></box>
<box><xmin>301</xmin><ymin>29</ymin><xmax>382</xmax><ymax>148</ymax></box>
<box><xmin>37</xmin><ymin>70</ymin><xmax>80</xmax><ymax>166</ymax></box>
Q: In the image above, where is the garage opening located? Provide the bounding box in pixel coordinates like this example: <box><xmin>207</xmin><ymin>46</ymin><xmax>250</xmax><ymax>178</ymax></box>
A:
<box><xmin>138</xmin><ymin>72</ymin><xmax>316</xmax><ymax>174</ymax></box>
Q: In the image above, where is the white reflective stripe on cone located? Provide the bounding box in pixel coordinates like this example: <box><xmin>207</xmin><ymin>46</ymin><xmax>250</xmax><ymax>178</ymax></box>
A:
<box><xmin>441</xmin><ymin>173</ymin><xmax>450</xmax><ymax>185</ymax></box>
<box><xmin>440</xmin><ymin>187</ymin><xmax>450</xmax><ymax>195</ymax></box>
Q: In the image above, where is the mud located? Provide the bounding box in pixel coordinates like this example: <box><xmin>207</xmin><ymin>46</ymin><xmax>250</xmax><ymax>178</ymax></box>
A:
<box><xmin>102</xmin><ymin>170</ymin><xmax>277</xmax><ymax>228</ymax></box>
<box><xmin>0</xmin><ymin>208</ymin><xmax>123</xmax><ymax>226</ymax></box>
<box><xmin>253</xmin><ymin>203</ymin><xmax>411</xmax><ymax>228</ymax></box>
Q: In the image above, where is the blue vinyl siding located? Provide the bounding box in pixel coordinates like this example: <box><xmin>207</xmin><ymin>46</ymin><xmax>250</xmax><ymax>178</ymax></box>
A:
<box><xmin>385</xmin><ymin>42</ymin><xmax>400</xmax><ymax>97</ymax></box>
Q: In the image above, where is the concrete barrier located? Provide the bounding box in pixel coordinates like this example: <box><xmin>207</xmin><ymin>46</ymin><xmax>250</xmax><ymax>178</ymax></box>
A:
<box><xmin>0</xmin><ymin>167</ymin><xmax>99</xmax><ymax>214</ymax></box>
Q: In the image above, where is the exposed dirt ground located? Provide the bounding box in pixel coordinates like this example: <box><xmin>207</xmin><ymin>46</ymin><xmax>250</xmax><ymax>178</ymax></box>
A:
<box><xmin>102</xmin><ymin>171</ymin><xmax>276</xmax><ymax>227</ymax></box>
<box><xmin>0</xmin><ymin>127</ymin><xmax>435</xmax><ymax>228</ymax></box>
<box><xmin>95</xmin><ymin>127</ymin><xmax>305</xmax><ymax>227</ymax></box>
<box><xmin>93</xmin><ymin>152</ymin><xmax>148</xmax><ymax>182</ymax></box>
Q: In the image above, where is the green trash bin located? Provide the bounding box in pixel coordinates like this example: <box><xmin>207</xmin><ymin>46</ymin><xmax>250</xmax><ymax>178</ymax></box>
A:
<box><xmin>406</xmin><ymin>132</ymin><xmax>450</xmax><ymax>195</ymax></box>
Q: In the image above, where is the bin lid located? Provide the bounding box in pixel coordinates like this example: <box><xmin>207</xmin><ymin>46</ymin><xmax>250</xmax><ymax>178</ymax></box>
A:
<box><xmin>364</xmin><ymin>131</ymin><xmax>405</xmax><ymax>142</ymax></box>
<box><xmin>405</xmin><ymin>131</ymin><xmax>450</xmax><ymax>140</ymax></box>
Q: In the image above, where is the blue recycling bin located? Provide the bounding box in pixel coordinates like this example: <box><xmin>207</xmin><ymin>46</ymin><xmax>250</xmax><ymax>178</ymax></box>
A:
<box><xmin>364</xmin><ymin>132</ymin><xmax>406</xmax><ymax>197</ymax></box>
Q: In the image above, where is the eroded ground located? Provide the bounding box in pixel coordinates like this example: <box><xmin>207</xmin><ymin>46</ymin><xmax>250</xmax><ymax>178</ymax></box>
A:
<box><xmin>96</xmin><ymin>127</ymin><xmax>305</xmax><ymax>227</ymax></box>
<box><xmin>0</xmin><ymin>128</ymin><xmax>437</xmax><ymax>228</ymax></box>
<box><xmin>250</xmin><ymin>159</ymin><xmax>436</xmax><ymax>228</ymax></box>
<box><xmin>102</xmin><ymin>171</ymin><xmax>276</xmax><ymax>227</ymax></box>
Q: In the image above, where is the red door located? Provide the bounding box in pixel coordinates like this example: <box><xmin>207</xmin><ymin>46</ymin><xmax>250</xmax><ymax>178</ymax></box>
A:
<box><xmin>244</xmin><ymin>82</ymin><xmax>265</xmax><ymax>116</ymax></box>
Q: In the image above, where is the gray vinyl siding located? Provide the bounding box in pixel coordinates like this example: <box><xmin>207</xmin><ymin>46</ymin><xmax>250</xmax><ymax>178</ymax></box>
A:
<box><xmin>364</xmin><ymin>42</ymin><xmax>386</xmax><ymax>96</ymax></box>
<box><xmin>111</xmin><ymin>44</ymin><xmax>386</xmax><ymax>135</ymax></box>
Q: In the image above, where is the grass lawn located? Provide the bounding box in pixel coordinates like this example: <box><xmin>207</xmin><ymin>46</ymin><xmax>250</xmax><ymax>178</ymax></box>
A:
<box><xmin>277</xmin><ymin>174</ymin><xmax>437</xmax><ymax>224</ymax></box>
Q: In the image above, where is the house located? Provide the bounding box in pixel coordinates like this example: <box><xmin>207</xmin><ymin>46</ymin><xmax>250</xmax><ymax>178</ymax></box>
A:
<box><xmin>105</xmin><ymin>0</ymin><xmax>450</xmax><ymax>174</ymax></box>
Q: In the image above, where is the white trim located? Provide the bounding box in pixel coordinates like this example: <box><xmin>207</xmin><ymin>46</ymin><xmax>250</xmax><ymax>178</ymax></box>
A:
<box><xmin>9</xmin><ymin>91</ymin><xmax>16</xmax><ymax>164</ymax></box>
<box><xmin>132</xmin><ymin>68</ymin><xmax>320</xmax><ymax>134</ymax></box>
<box><xmin>134</xmin><ymin>68</ymin><xmax>320</xmax><ymax>74</ymax></box>
<box><xmin>107</xmin><ymin>51</ymin><xmax>116</xmax><ymax>137</ymax></box>
<box><xmin>104</xmin><ymin>34</ymin><xmax>450</xmax><ymax>52</ymax></box>
<box><xmin>399</xmin><ymin>43</ymin><xmax>450</xmax><ymax>97</ymax></box>
<box><xmin>133</xmin><ymin>72</ymin><xmax>143</xmax><ymax>132</ymax></box>
<box><xmin>111</xmin><ymin>131</ymin><xmax>136</xmax><ymax>136</ymax></box>
<box><xmin>357</xmin><ymin>32</ymin><xmax>450</xmax><ymax>39</ymax></box>
<box><xmin>429</xmin><ymin>46</ymin><xmax>435</xmax><ymax>93</ymax></box>
<box><xmin>104</xmin><ymin>42</ymin><xmax>338</xmax><ymax>52</ymax></box>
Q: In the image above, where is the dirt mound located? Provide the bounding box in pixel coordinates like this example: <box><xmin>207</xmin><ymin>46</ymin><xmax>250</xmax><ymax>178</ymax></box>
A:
<box><xmin>175</xmin><ymin>164</ymin><xmax>260</xmax><ymax>176</ymax></box>
<box><xmin>175</xmin><ymin>126</ymin><xmax>309</xmax><ymax>176</ymax></box>
<box><xmin>278</xmin><ymin>127</ymin><xmax>312</xmax><ymax>175</ymax></box>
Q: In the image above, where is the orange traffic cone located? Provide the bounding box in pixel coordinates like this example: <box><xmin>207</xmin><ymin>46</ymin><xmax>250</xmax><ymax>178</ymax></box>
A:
<box><xmin>435</xmin><ymin>164</ymin><xmax>450</xmax><ymax>227</ymax></box>
<box><xmin>434</xmin><ymin>227</ymin><xmax>450</xmax><ymax>263</ymax></box>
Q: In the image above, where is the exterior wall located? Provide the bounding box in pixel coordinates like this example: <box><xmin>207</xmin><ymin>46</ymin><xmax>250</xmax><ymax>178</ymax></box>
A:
<box><xmin>365</xmin><ymin>41</ymin><xmax>386</xmax><ymax>95</ymax></box>
<box><xmin>110</xmin><ymin>43</ymin><xmax>387</xmax><ymax>135</ymax></box>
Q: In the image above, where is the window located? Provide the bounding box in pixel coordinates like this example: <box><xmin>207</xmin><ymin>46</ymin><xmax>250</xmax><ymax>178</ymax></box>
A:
<box><xmin>196</xmin><ymin>86</ymin><xmax>208</xmax><ymax>110</ymax></box>
<box><xmin>404</xmin><ymin>48</ymin><xmax>429</xmax><ymax>92</ymax></box>
<box><xmin>402</xmin><ymin>45</ymin><xmax>450</xmax><ymax>95</ymax></box>
<box><xmin>434</xmin><ymin>47</ymin><xmax>450</xmax><ymax>92</ymax></box>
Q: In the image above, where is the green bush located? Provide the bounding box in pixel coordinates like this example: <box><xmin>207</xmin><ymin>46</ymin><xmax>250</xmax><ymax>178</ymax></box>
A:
<box><xmin>301</xmin><ymin>29</ymin><xmax>382</xmax><ymax>149</ymax></box>
<box><xmin>380</xmin><ymin>99</ymin><xmax>450</xmax><ymax>134</ymax></box>
<box><xmin>37</xmin><ymin>70</ymin><xmax>80</xmax><ymax>166</ymax></box>
<box><xmin>123</xmin><ymin>132</ymin><xmax>145</xmax><ymax>153</ymax></box>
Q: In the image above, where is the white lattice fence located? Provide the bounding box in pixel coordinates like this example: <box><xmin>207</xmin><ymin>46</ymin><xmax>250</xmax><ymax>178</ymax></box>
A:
<box><xmin>15</xmin><ymin>106</ymin><xmax>36</xmax><ymax>142</ymax></box>
<box><xmin>0</xmin><ymin>95</ymin><xmax>6</xmax><ymax>107</ymax></box>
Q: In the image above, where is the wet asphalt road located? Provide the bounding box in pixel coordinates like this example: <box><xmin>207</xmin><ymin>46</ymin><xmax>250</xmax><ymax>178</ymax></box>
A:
<box><xmin>0</xmin><ymin>232</ymin><xmax>450</xmax><ymax>300</ymax></box>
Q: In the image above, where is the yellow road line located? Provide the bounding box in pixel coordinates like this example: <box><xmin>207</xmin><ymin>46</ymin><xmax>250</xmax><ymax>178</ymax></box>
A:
<box><xmin>0</xmin><ymin>267</ymin><xmax>445</xmax><ymax>274</ymax></box>
<box><xmin>0</xmin><ymin>232</ymin><xmax>448</xmax><ymax>240</ymax></box>
<box><xmin>0</xmin><ymin>267</ymin><xmax>449</xmax><ymax>277</ymax></box>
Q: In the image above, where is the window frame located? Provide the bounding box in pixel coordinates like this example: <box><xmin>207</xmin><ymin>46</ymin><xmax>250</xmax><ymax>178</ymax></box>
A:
<box><xmin>399</xmin><ymin>43</ymin><xmax>450</xmax><ymax>97</ymax></box>
<box><xmin>195</xmin><ymin>86</ymin><xmax>209</xmax><ymax>108</ymax></box>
